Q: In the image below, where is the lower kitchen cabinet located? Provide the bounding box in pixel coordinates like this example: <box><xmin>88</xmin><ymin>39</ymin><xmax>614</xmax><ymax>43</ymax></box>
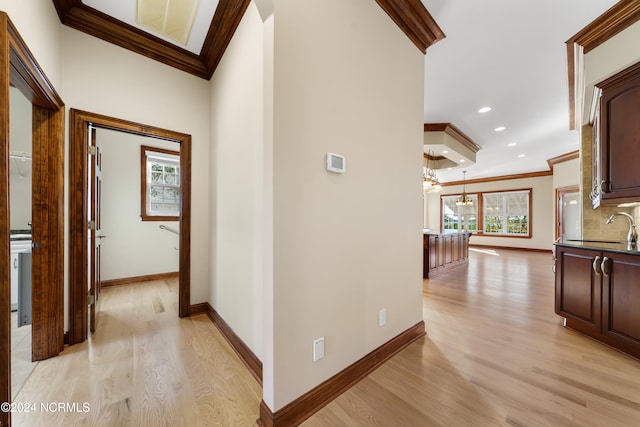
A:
<box><xmin>555</xmin><ymin>244</ymin><xmax>640</xmax><ymax>359</ymax></box>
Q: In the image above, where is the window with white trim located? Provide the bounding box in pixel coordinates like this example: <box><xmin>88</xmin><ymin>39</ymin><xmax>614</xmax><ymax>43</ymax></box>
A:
<box><xmin>483</xmin><ymin>190</ymin><xmax>530</xmax><ymax>236</ymax></box>
<box><xmin>442</xmin><ymin>195</ymin><xmax>479</xmax><ymax>234</ymax></box>
<box><xmin>141</xmin><ymin>145</ymin><xmax>180</xmax><ymax>221</ymax></box>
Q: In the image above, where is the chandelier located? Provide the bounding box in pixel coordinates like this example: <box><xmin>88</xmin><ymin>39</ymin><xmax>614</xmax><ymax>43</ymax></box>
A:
<box><xmin>423</xmin><ymin>152</ymin><xmax>443</xmax><ymax>193</ymax></box>
<box><xmin>456</xmin><ymin>171</ymin><xmax>473</xmax><ymax>206</ymax></box>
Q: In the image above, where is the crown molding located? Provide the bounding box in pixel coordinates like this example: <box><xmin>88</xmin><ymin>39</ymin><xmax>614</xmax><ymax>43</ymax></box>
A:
<box><xmin>424</xmin><ymin>122</ymin><xmax>482</xmax><ymax>153</ymax></box>
<box><xmin>547</xmin><ymin>150</ymin><xmax>579</xmax><ymax>171</ymax></box>
<box><xmin>52</xmin><ymin>0</ymin><xmax>250</xmax><ymax>80</ymax></box>
<box><xmin>53</xmin><ymin>0</ymin><xmax>442</xmax><ymax>80</ymax></box>
<box><xmin>565</xmin><ymin>0</ymin><xmax>640</xmax><ymax>129</ymax></box>
<box><xmin>374</xmin><ymin>0</ymin><xmax>445</xmax><ymax>53</ymax></box>
<box><xmin>442</xmin><ymin>170</ymin><xmax>552</xmax><ymax>187</ymax></box>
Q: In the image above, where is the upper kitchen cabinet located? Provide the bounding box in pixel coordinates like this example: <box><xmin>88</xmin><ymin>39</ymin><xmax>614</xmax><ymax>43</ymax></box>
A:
<box><xmin>594</xmin><ymin>60</ymin><xmax>640</xmax><ymax>205</ymax></box>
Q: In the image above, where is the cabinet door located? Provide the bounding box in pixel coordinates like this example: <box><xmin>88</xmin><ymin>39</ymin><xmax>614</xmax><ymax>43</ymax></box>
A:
<box><xmin>555</xmin><ymin>246</ymin><xmax>602</xmax><ymax>335</ymax></box>
<box><xmin>599</xmin><ymin>61</ymin><xmax>640</xmax><ymax>202</ymax></box>
<box><xmin>601</xmin><ymin>252</ymin><xmax>640</xmax><ymax>355</ymax></box>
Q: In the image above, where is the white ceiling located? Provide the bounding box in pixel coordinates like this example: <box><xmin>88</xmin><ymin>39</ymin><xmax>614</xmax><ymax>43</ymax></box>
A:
<box><xmin>421</xmin><ymin>0</ymin><xmax>619</xmax><ymax>183</ymax></box>
<box><xmin>82</xmin><ymin>0</ymin><xmax>219</xmax><ymax>54</ymax></box>
<box><xmin>81</xmin><ymin>0</ymin><xmax>621</xmax><ymax>183</ymax></box>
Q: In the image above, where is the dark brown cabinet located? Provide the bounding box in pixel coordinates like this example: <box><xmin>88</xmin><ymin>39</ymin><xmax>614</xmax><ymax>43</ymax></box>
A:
<box><xmin>555</xmin><ymin>244</ymin><xmax>640</xmax><ymax>359</ymax></box>
<box><xmin>555</xmin><ymin>246</ymin><xmax>602</xmax><ymax>336</ymax></box>
<box><xmin>594</xmin><ymin>60</ymin><xmax>640</xmax><ymax>205</ymax></box>
<box><xmin>423</xmin><ymin>232</ymin><xmax>470</xmax><ymax>278</ymax></box>
<box><xmin>601</xmin><ymin>252</ymin><xmax>640</xmax><ymax>356</ymax></box>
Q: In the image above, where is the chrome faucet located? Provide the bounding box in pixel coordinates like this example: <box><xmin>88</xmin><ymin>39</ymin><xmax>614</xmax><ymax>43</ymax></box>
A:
<box><xmin>606</xmin><ymin>212</ymin><xmax>638</xmax><ymax>247</ymax></box>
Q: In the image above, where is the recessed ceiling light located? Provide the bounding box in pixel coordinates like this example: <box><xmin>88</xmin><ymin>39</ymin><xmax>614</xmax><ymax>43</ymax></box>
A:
<box><xmin>478</xmin><ymin>107</ymin><xmax>492</xmax><ymax>113</ymax></box>
<box><xmin>460</xmin><ymin>159</ymin><xmax>465</xmax><ymax>163</ymax></box>
<box><xmin>442</xmin><ymin>150</ymin><xmax>449</xmax><ymax>154</ymax></box>
<box><xmin>517</xmin><ymin>154</ymin><xmax>526</xmax><ymax>158</ymax></box>
<box><xmin>494</xmin><ymin>126</ymin><xmax>506</xmax><ymax>132</ymax></box>
<box><xmin>508</xmin><ymin>143</ymin><xmax>517</xmax><ymax>147</ymax></box>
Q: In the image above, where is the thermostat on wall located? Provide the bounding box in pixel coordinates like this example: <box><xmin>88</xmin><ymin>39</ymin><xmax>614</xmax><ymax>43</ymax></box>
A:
<box><xmin>326</xmin><ymin>153</ymin><xmax>346</xmax><ymax>174</ymax></box>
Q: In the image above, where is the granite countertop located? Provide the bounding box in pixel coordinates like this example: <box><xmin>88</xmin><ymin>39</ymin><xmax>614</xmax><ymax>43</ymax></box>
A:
<box><xmin>555</xmin><ymin>238</ymin><xmax>640</xmax><ymax>255</ymax></box>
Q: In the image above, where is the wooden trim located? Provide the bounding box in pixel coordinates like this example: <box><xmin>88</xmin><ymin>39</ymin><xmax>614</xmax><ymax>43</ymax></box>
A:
<box><xmin>101</xmin><ymin>272</ymin><xmax>179</xmax><ymax>288</ymax></box>
<box><xmin>0</xmin><ymin>15</ymin><xmax>10</xmax><ymax>427</ymax></box>
<box><xmin>52</xmin><ymin>0</ymin><xmax>250</xmax><ymax>80</ymax></box>
<box><xmin>52</xmin><ymin>0</ymin><xmax>208</xmax><ymax>79</ymax></box>
<box><xmin>565</xmin><ymin>1</ymin><xmax>640</xmax><ymax>129</ymax></box>
<box><xmin>259</xmin><ymin>321</ymin><xmax>426</xmax><ymax>427</ymax></box>
<box><xmin>31</xmin><ymin>105</ymin><xmax>66</xmax><ymax>361</ymax></box>
<box><xmin>1</xmin><ymin>12</ymin><xmax>66</xmax><ymax>424</ymax></box>
<box><xmin>69</xmin><ymin>110</ymin><xmax>192</xmax><ymax>346</ymax></box>
<box><xmin>547</xmin><ymin>150</ymin><xmax>579</xmax><ymax>172</ymax></box>
<box><xmin>374</xmin><ymin>0</ymin><xmax>445</xmax><ymax>53</ymax></box>
<box><xmin>193</xmin><ymin>303</ymin><xmax>263</xmax><ymax>385</ymax></box>
<box><xmin>470</xmin><ymin>243</ymin><xmax>552</xmax><ymax>254</ymax></box>
<box><xmin>201</xmin><ymin>0</ymin><xmax>252</xmax><ymax>79</ymax></box>
<box><xmin>424</xmin><ymin>123</ymin><xmax>482</xmax><ymax>153</ymax></box>
<box><xmin>423</xmin><ymin>152</ymin><xmax>446</xmax><ymax>161</ymax></box>
<box><xmin>140</xmin><ymin>145</ymin><xmax>180</xmax><ymax>222</ymax></box>
<box><xmin>442</xmin><ymin>170</ymin><xmax>552</xmax><ymax>186</ymax></box>
<box><xmin>189</xmin><ymin>302</ymin><xmax>208</xmax><ymax>316</ymax></box>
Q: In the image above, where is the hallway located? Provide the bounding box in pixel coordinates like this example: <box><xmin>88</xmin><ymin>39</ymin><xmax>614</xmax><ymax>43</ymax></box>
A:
<box><xmin>13</xmin><ymin>249</ymin><xmax>640</xmax><ymax>426</ymax></box>
<box><xmin>12</xmin><ymin>279</ymin><xmax>261</xmax><ymax>426</ymax></box>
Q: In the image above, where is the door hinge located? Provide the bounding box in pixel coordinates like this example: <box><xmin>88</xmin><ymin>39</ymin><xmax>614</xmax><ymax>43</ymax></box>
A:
<box><xmin>88</xmin><ymin>220</ymin><xmax>96</xmax><ymax>230</ymax></box>
<box><xmin>88</xmin><ymin>145</ymin><xmax>97</xmax><ymax>155</ymax></box>
<box><xmin>88</xmin><ymin>294</ymin><xmax>95</xmax><ymax>305</ymax></box>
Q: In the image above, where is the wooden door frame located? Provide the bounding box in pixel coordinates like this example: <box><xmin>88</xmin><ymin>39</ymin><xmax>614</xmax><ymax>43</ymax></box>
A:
<box><xmin>1</xmin><ymin>12</ymin><xmax>65</xmax><ymax>426</ymax></box>
<box><xmin>68</xmin><ymin>109</ymin><xmax>192</xmax><ymax>345</ymax></box>
<box><xmin>555</xmin><ymin>185</ymin><xmax>580</xmax><ymax>240</ymax></box>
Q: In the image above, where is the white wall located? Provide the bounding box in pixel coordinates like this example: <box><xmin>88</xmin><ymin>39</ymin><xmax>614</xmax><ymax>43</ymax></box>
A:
<box><xmin>60</xmin><ymin>27</ymin><xmax>211</xmax><ymax>312</ymax></box>
<box><xmin>0</xmin><ymin>1</ymin><xmax>62</xmax><ymax>89</ymax></box>
<box><xmin>426</xmin><ymin>175</ymin><xmax>555</xmax><ymax>250</ymax></box>
<box><xmin>97</xmin><ymin>129</ymin><xmax>180</xmax><ymax>281</ymax></box>
<box><xmin>9</xmin><ymin>87</ymin><xmax>32</xmax><ymax>230</ymax></box>
<box><xmin>209</xmin><ymin>2</ymin><xmax>265</xmax><ymax>359</ymax></box>
<box><xmin>553</xmin><ymin>158</ymin><xmax>580</xmax><ymax>190</ymax></box>
<box><xmin>270</xmin><ymin>0</ymin><xmax>425</xmax><ymax>410</ymax></box>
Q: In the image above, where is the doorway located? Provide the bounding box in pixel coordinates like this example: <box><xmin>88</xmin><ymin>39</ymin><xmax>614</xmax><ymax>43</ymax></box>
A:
<box><xmin>68</xmin><ymin>109</ymin><xmax>192</xmax><ymax>344</ymax></box>
<box><xmin>556</xmin><ymin>185</ymin><xmax>581</xmax><ymax>241</ymax></box>
<box><xmin>1</xmin><ymin>13</ymin><xmax>66</xmax><ymax>426</ymax></box>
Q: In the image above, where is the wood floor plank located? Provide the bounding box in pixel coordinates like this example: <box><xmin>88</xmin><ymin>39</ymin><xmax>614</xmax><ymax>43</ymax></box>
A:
<box><xmin>12</xmin><ymin>249</ymin><xmax>640</xmax><ymax>426</ymax></box>
<box><xmin>13</xmin><ymin>279</ymin><xmax>260</xmax><ymax>427</ymax></box>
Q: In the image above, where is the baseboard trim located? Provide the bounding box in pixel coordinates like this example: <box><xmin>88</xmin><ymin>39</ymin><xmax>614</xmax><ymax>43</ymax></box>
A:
<box><xmin>191</xmin><ymin>303</ymin><xmax>263</xmax><ymax>385</ymax></box>
<box><xmin>100</xmin><ymin>272</ymin><xmax>179</xmax><ymax>288</ymax></box>
<box><xmin>469</xmin><ymin>244</ymin><xmax>552</xmax><ymax>253</ymax></box>
<box><xmin>257</xmin><ymin>321</ymin><xmax>426</xmax><ymax>427</ymax></box>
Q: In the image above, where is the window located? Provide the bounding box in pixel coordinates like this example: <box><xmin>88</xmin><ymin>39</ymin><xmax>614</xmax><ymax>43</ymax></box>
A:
<box><xmin>442</xmin><ymin>195</ymin><xmax>479</xmax><ymax>234</ymax></box>
<box><xmin>141</xmin><ymin>145</ymin><xmax>180</xmax><ymax>221</ymax></box>
<box><xmin>483</xmin><ymin>190</ymin><xmax>530</xmax><ymax>236</ymax></box>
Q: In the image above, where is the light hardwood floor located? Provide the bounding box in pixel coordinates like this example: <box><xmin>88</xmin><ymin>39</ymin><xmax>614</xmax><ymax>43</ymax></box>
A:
<box><xmin>13</xmin><ymin>249</ymin><xmax>640</xmax><ymax>426</ymax></box>
<box><xmin>12</xmin><ymin>279</ymin><xmax>261</xmax><ymax>426</ymax></box>
<box><xmin>304</xmin><ymin>248</ymin><xmax>640</xmax><ymax>426</ymax></box>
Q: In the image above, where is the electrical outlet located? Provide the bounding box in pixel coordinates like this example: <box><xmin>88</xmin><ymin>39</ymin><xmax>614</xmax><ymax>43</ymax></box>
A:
<box><xmin>313</xmin><ymin>337</ymin><xmax>325</xmax><ymax>362</ymax></box>
<box><xmin>379</xmin><ymin>308</ymin><xmax>387</xmax><ymax>327</ymax></box>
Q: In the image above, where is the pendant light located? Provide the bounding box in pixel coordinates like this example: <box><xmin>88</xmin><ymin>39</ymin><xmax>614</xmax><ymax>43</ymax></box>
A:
<box><xmin>455</xmin><ymin>171</ymin><xmax>473</xmax><ymax>206</ymax></box>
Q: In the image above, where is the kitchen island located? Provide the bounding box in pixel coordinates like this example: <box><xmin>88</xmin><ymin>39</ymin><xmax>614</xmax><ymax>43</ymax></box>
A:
<box><xmin>423</xmin><ymin>231</ymin><xmax>472</xmax><ymax>279</ymax></box>
<box><xmin>554</xmin><ymin>238</ymin><xmax>640</xmax><ymax>359</ymax></box>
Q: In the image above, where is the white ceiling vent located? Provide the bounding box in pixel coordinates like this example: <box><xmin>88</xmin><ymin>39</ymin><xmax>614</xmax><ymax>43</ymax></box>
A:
<box><xmin>137</xmin><ymin>0</ymin><xmax>200</xmax><ymax>45</ymax></box>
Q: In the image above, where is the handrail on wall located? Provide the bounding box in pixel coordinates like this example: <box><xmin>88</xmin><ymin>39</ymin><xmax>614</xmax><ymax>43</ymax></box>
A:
<box><xmin>159</xmin><ymin>224</ymin><xmax>179</xmax><ymax>235</ymax></box>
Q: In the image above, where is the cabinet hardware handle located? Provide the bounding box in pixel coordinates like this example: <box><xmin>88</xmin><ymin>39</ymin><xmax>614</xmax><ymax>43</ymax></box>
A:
<box><xmin>600</xmin><ymin>180</ymin><xmax>609</xmax><ymax>193</ymax></box>
<box><xmin>593</xmin><ymin>255</ymin><xmax>601</xmax><ymax>275</ymax></box>
<box><xmin>601</xmin><ymin>257</ymin><xmax>610</xmax><ymax>277</ymax></box>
